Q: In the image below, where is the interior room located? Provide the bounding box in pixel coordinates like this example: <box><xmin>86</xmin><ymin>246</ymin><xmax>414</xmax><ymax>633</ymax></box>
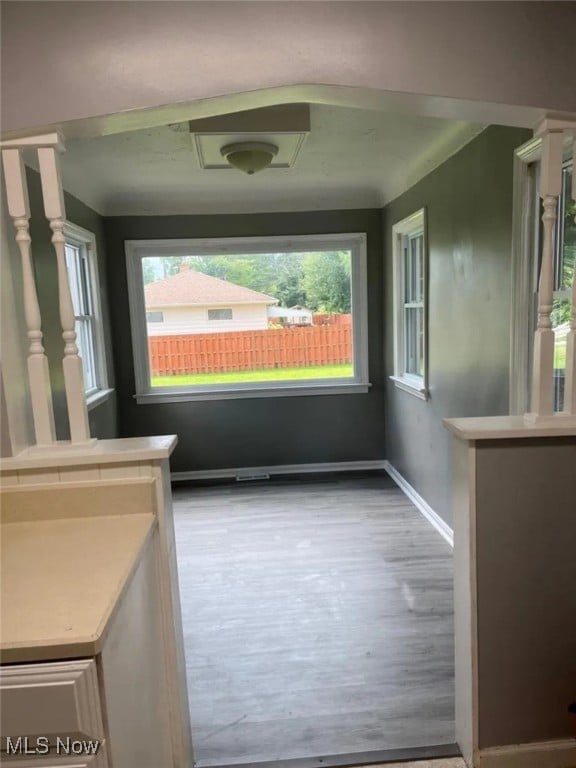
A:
<box><xmin>1</xmin><ymin>4</ymin><xmax>575</xmax><ymax>768</ymax></box>
<box><xmin>19</xmin><ymin>102</ymin><xmax>485</xmax><ymax>766</ymax></box>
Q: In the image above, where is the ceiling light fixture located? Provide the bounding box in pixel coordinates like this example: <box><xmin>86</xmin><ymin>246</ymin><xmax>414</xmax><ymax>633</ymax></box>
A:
<box><xmin>220</xmin><ymin>142</ymin><xmax>279</xmax><ymax>175</ymax></box>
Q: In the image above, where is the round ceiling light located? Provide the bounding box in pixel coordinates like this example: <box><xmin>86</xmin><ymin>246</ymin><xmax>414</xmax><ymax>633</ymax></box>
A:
<box><xmin>220</xmin><ymin>142</ymin><xmax>279</xmax><ymax>175</ymax></box>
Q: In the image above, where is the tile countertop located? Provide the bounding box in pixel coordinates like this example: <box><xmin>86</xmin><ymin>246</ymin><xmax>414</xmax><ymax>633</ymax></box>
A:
<box><xmin>0</xmin><ymin>513</ymin><xmax>156</xmax><ymax>664</ymax></box>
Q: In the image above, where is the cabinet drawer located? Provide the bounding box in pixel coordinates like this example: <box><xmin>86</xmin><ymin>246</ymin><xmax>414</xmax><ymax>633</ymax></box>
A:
<box><xmin>1</xmin><ymin>660</ymin><xmax>105</xmax><ymax>751</ymax></box>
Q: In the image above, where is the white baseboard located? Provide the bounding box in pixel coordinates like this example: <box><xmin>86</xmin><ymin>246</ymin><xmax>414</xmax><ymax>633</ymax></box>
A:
<box><xmin>172</xmin><ymin>460</ymin><xmax>387</xmax><ymax>483</ymax></box>
<box><xmin>478</xmin><ymin>739</ymin><xmax>576</xmax><ymax>768</ymax></box>
<box><xmin>383</xmin><ymin>460</ymin><xmax>454</xmax><ymax>547</ymax></box>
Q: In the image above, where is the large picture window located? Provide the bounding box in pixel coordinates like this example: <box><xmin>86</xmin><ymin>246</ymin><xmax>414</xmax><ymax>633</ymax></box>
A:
<box><xmin>126</xmin><ymin>234</ymin><xmax>369</xmax><ymax>402</ymax></box>
<box><xmin>391</xmin><ymin>209</ymin><xmax>428</xmax><ymax>399</ymax></box>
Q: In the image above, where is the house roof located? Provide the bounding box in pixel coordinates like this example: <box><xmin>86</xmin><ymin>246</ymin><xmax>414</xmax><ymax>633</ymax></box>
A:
<box><xmin>144</xmin><ymin>267</ymin><xmax>277</xmax><ymax>308</ymax></box>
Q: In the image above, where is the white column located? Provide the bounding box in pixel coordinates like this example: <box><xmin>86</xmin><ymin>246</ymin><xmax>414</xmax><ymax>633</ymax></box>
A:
<box><xmin>529</xmin><ymin>130</ymin><xmax>564</xmax><ymax>418</ymax></box>
<box><xmin>1</xmin><ymin>149</ymin><xmax>56</xmax><ymax>445</ymax></box>
<box><xmin>37</xmin><ymin>146</ymin><xmax>92</xmax><ymax>444</ymax></box>
<box><xmin>563</xmin><ymin>135</ymin><xmax>576</xmax><ymax>416</ymax></box>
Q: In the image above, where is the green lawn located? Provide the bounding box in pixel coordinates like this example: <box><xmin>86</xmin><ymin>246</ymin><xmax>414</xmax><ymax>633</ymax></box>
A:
<box><xmin>555</xmin><ymin>339</ymin><xmax>566</xmax><ymax>369</ymax></box>
<box><xmin>152</xmin><ymin>363</ymin><xmax>354</xmax><ymax>387</ymax></box>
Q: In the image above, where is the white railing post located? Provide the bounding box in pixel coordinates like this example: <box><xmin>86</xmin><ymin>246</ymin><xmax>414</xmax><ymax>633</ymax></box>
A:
<box><xmin>529</xmin><ymin>129</ymin><xmax>564</xmax><ymax>418</ymax></box>
<box><xmin>37</xmin><ymin>145</ymin><xmax>92</xmax><ymax>444</ymax></box>
<box><xmin>564</xmin><ymin>134</ymin><xmax>576</xmax><ymax>416</ymax></box>
<box><xmin>1</xmin><ymin>149</ymin><xmax>56</xmax><ymax>445</ymax></box>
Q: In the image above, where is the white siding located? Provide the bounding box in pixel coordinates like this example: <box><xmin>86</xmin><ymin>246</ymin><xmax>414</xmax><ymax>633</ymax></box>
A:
<box><xmin>146</xmin><ymin>303</ymin><xmax>270</xmax><ymax>336</ymax></box>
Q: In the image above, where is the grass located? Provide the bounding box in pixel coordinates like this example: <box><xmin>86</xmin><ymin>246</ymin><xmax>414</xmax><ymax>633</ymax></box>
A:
<box><xmin>555</xmin><ymin>339</ymin><xmax>566</xmax><ymax>370</ymax></box>
<box><xmin>151</xmin><ymin>363</ymin><xmax>354</xmax><ymax>388</ymax></box>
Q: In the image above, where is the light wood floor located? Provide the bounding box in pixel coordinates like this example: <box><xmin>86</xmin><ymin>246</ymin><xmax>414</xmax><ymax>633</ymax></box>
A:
<box><xmin>173</xmin><ymin>474</ymin><xmax>455</xmax><ymax>767</ymax></box>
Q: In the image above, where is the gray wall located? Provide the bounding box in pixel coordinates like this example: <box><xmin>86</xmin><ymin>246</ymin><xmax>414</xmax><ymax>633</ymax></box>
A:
<box><xmin>27</xmin><ymin>168</ymin><xmax>117</xmax><ymax>440</ymax></box>
<box><xmin>104</xmin><ymin>210</ymin><xmax>385</xmax><ymax>474</ymax></box>
<box><xmin>383</xmin><ymin>125</ymin><xmax>532</xmax><ymax>526</ymax></box>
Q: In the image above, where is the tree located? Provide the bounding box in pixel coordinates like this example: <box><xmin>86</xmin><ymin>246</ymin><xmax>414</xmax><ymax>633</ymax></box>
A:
<box><xmin>274</xmin><ymin>253</ymin><xmax>307</xmax><ymax>307</ymax></box>
<box><xmin>302</xmin><ymin>251</ymin><xmax>351</xmax><ymax>313</ymax></box>
<box><xmin>142</xmin><ymin>256</ymin><xmax>195</xmax><ymax>284</ymax></box>
<box><xmin>140</xmin><ymin>250</ymin><xmax>353</xmax><ymax>314</ymax></box>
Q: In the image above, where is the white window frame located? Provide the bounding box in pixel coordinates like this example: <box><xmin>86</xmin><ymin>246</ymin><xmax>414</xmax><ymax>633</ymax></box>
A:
<box><xmin>64</xmin><ymin>222</ymin><xmax>112</xmax><ymax>410</ymax></box>
<box><xmin>390</xmin><ymin>209</ymin><xmax>429</xmax><ymax>400</ymax></box>
<box><xmin>510</xmin><ymin>136</ymin><xmax>574</xmax><ymax>414</ymax></box>
<box><xmin>125</xmin><ymin>234</ymin><xmax>369</xmax><ymax>403</ymax></box>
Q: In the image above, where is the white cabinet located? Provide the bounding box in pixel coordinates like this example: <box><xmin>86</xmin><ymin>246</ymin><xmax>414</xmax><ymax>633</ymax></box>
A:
<box><xmin>0</xmin><ymin>437</ymin><xmax>193</xmax><ymax>768</ymax></box>
<box><xmin>1</xmin><ymin>532</ymin><xmax>172</xmax><ymax>768</ymax></box>
<box><xmin>98</xmin><ymin>529</ymin><xmax>173</xmax><ymax>768</ymax></box>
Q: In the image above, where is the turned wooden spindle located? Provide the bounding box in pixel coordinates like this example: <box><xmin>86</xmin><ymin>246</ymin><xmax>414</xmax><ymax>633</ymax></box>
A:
<box><xmin>530</xmin><ymin>131</ymin><xmax>564</xmax><ymax>417</ymax></box>
<box><xmin>1</xmin><ymin>149</ymin><xmax>56</xmax><ymax>445</ymax></box>
<box><xmin>563</xmin><ymin>136</ymin><xmax>576</xmax><ymax>415</ymax></box>
<box><xmin>37</xmin><ymin>146</ymin><xmax>92</xmax><ymax>444</ymax></box>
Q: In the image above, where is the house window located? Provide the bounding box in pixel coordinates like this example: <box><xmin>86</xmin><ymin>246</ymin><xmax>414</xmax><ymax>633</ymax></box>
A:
<box><xmin>146</xmin><ymin>311</ymin><xmax>164</xmax><ymax>323</ymax></box>
<box><xmin>125</xmin><ymin>234</ymin><xmax>369</xmax><ymax>403</ymax></box>
<box><xmin>391</xmin><ymin>209</ymin><xmax>428</xmax><ymax>399</ymax></box>
<box><xmin>510</xmin><ymin>136</ymin><xmax>574</xmax><ymax>413</ymax></box>
<box><xmin>208</xmin><ymin>308</ymin><xmax>233</xmax><ymax>321</ymax></box>
<box><xmin>64</xmin><ymin>222</ymin><xmax>110</xmax><ymax>408</ymax></box>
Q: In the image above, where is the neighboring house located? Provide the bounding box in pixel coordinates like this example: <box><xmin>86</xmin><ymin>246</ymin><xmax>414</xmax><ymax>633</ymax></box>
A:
<box><xmin>144</xmin><ymin>266</ymin><xmax>277</xmax><ymax>335</ymax></box>
<box><xmin>267</xmin><ymin>305</ymin><xmax>313</xmax><ymax>326</ymax></box>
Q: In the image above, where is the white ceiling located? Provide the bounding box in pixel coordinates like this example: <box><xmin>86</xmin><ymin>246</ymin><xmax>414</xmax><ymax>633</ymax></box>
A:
<box><xmin>54</xmin><ymin>105</ymin><xmax>485</xmax><ymax>216</ymax></box>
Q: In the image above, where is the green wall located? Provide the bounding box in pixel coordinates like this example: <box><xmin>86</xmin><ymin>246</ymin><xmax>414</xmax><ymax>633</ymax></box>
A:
<box><xmin>382</xmin><ymin>125</ymin><xmax>532</xmax><ymax>526</ymax></box>
<box><xmin>27</xmin><ymin>168</ymin><xmax>117</xmax><ymax>440</ymax></box>
<box><xmin>104</xmin><ymin>210</ymin><xmax>385</xmax><ymax>474</ymax></box>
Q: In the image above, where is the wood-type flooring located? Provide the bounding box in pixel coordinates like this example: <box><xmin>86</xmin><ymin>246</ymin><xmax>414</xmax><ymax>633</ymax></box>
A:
<box><xmin>173</xmin><ymin>474</ymin><xmax>455</xmax><ymax>767</ymax></box>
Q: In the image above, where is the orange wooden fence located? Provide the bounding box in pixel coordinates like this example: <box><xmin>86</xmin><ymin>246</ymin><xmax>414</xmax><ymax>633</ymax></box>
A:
<box><xmin>313</xmin><ymin>313</ymin><xmax>352</xmax><ymax>326</ymax></box>
<box><xmin>149</xmin><ymin>326</ymin><xmax>352</xmax><ymax>376</ymax></box>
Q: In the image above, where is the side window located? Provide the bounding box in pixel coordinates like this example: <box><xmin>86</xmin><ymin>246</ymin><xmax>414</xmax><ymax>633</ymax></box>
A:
<box><xmin>64</xmin><ymin>223</ymin><xmax>110</xmax><ymax>405</ymax></box>
<box><xmin>511</xmin><ymin>135</ymin><xmax>574</xmax><ymax>415</ymax></box>
<box><xmin>548</xmin><ymin>162</ymin><xmax>575</xmax><ymax>411</ymax></box>
<box><xmin>391</xmin><ymin>209</ymin><xmax>428</xmax><ymax>399</ymax></box>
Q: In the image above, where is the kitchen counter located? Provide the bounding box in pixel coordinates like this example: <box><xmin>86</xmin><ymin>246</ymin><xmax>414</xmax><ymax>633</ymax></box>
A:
<box><xmin>1</xmin><ymin>513</ymin><xmax>155</xmax><ymax>663</ymax></box>
<box><xmin>0</xmin><ymin>435</ymin><xmax>178</xmax><ymax>471</ymax></box>
<box><xmin>443</xmin><ymin>414</ymin><xmax>576</xmax><ymax>440</ymax></box>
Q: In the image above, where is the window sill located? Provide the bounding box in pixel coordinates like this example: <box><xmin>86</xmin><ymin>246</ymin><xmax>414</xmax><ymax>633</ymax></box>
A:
<box><xmin>389</xmin><ymin>375</ymin><xmax>428</xmax><ymax>400</ymax></box>
<box><xmin>86</xmin><ymin>388</ymin><xmax>114</xmax><ymax>411</ymax></box>
<box><xmin>134</xmin><ymin>382</ymin><xmax>371</xmax><ymax>404</ymax></box>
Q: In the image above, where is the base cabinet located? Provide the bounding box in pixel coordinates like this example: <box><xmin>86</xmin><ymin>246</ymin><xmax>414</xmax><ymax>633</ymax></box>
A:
<box><xmin>0</xmin><ymin>438</ymin><xmax>193</xmax><ymax>768</ymax></box>
<box><xmin>99</xmin><ymin>529</ymin><xmax>173</xmax><ymax>768</ymax></box>
<box><xmin>1</xmin><ymin>532</ymin><xmax>172</xmax><ymax>768</ymax></box>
